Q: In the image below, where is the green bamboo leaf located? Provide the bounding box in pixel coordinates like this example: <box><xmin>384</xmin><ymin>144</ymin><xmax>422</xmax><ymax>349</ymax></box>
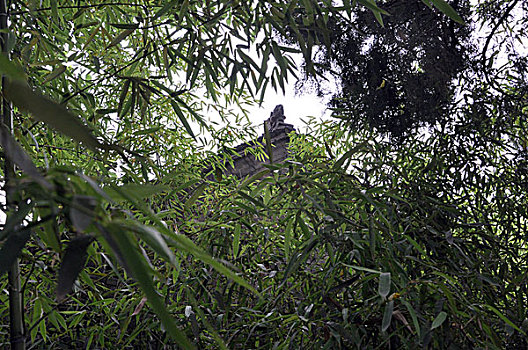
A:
<box><xmin>237</xmin><ymin>169</ymin><xmax>270</xmax><ymax>190</ymax></box>
<box><xmin>56</xmin><ymin>235</ymin><xmax>94</xmax><ymax>301</ymax></box>
<box><xmin>430</xmin><ymin>0</ymin><xmax>465</xmax><ymax>24</ymax></box>
<box><xmin>42</xmin><ymin>64</ymin><xmax>66</xmax><ymax>84</ymax></box>
<box><xmin>0</xmin><ymin>54</ymin><xmax>26</xmax><ymax>80</ymax></box>
<box><xmin>109</xmin><ymin>23</ymin><xmax>140</xmax><ymax>29</ymax></box>
<box><xmin>283</xmin><ymin>236</ymin><xmax>319</xmax><ymax>280</ymax></box>
<box><xmin>0</xmin><ymin>201</ymin><xmax>34</xmax><ymax>241</ymax></box>
<box><xmin>134</xmin><ymin>126</ymin><xmax>161</xmax><ymax>135</ymax></box>
<box><xmin>356</xmin><ymin>0</ymin><xmax>390</xmax><ymax>15</ymax></box>
<box><xmin>284</xmin><ymin>216</ymin><xmax>294</xmax><ymax>258</ymax></box>
<box><xmin>184</xmin><ymin>183</ymin><xmax>208</xmax><ymax>212</ymax></box>
<box><xmin>126</xmin><ymin>223</ymin><xmax>178</xmax><ymax>265</ymax></box>
<box><xmin>233</xmin><ymin>223</ymin><xmax>241</xmax><ymax>258</ymax></box>
<box><xmin>431</xmin><ymin>311</ymin><xmax>447</xmax><ymax>330</ymax></box>
<box><xmin>333</xmin><ymin>142</ymin><xmax>369</xmax><ymax>170</ymax></box>
<box><xmin>82</xmin><ymin>25</ymin><xmax>100</xmax><ymax>50</ymax></box>
<box><xmin>99</xmin><ymin>224</ymin><xmax>195</xmax><ymax>350</ymax></box>
<box><xmin>106</xmin><ymin>184</ymin><xmax>169</xmax><ymax>202</ymax></box>
<box><xmin>378</xmin><ymin>272</ymin><xmax>391</xmax><ymax>299</ymax></box>
<box><xmin>154</xmin><ymin>0</ymin><xmax>179</xmax><ymax>20</ymax></box>
<box><xmin>111</xmin><ymin>186</ymin><xmax>260</xmax><ymax>296</ymax></box>
<box><xmin>0</xmin><ymin>124</ymin><xmax>53</xmax><ymax>189</ymax></box>
<box><xmin>107</xmin><ymin>26</ymin><xmax>137</xmax><ymax>49</ymax></box>
<box><xmin>381</xmin><ymin>300</ymin><xmax>394</xmax><ymax>332</ymax></box>
<box><xmin>169</xmin><ymin>99</ymin><xmax>195</xmax><ymax>139</ymax></box>
<box><xmin>483</xmin><ymin>305</ymin><xmax>525</xmax><ymax>335</ymax></box>
<box><xmin>5</xmin><ymin>80</ymin><xmax>102</xmax><ymax>150</ymax></box>
<box><xmin>0</xmin><ymin>228</ymin><xmax>32</xmax><ymax>276</ymax></box>
<box><xmin>402</xmin><ymin>300</ymin><xmax>421</xmax><ymax>336</ymax></box>
<box><xmin>69</xmin><ymin>195</ymin><xmax>97</xmax><ymax>233</ymax></box>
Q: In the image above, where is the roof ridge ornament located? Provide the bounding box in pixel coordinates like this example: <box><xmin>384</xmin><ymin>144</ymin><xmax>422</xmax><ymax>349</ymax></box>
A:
<box><xmin>265</xmin><ymin>104</ymin><xmax>286</xmax><ymax>132</ymax></box>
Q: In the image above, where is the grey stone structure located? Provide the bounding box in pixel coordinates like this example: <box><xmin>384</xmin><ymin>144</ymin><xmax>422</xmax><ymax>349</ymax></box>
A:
<box><xmin>224</xmin><ymin>104</ymin><xmax>295</xmax><ymax>178</ymax></box>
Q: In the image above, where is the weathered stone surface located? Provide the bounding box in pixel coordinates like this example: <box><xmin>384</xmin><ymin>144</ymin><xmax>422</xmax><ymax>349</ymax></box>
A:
<box><xmin>224</xmin><ymin>104</ymin><xmax>295</xmax><ymax>178</ymax></box>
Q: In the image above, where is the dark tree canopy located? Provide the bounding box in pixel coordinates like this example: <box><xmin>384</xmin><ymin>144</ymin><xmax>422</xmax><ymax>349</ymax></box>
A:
<box><xmin>299</xmin><ymin>0</ymin><xmax>527</xmax><ymax>138</ymax></box>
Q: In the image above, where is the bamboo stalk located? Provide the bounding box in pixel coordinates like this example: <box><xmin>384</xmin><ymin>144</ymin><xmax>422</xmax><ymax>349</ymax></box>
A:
<box><xmin>1</xmin><ymin>0</ymin><xmax>26</xmax><ymax>348</ymax></box>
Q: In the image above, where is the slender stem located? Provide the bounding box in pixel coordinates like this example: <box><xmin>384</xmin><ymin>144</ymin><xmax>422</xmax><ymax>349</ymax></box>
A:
<box><xmin>1</xmin><ymin>0</ymin><xmax>26</xmax><ymax>348</ymax></box>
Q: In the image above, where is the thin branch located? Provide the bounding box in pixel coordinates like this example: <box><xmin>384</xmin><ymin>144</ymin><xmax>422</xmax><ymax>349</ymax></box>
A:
<box><xmin>481</xmin><ymin>0</ymin><xmax>519</xmax><ymax>64</ymax></box>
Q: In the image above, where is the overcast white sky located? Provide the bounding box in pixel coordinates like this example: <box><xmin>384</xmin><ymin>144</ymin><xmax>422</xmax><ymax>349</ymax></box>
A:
<box><xmin>246</xmin><ymin>84</ymin><xmax>330</xmax><ymax>132</ymax></box>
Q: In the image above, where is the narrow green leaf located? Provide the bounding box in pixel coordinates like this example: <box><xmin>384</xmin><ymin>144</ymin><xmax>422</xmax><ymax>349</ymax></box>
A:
<box><xmin>283</xmin><ymin>236</ymin><xmax>319</xmax><ymax>280</ymax></box>
<box><xmin>284</xmin><ymin>217</ymin><xmax>294</xmax><ymax>258</ymax></box>
<box><xmin>170</xmin><ymin>99</ymin><xmax>195</xmax><ymax>139</ymax></box>
<box><xmin>1</xmin><ymin>200</ymin><xmax>34</xmax><ymax>241</ymax></box>
<box><xmin>237</xmin><ymin>169</ymin><xmax>270</xmax><ymax>190</ymax></box>
<box><xmin>153</xmin><ymin>0</ymin><xmax>179</xmax><ymax>20</ymax></box>
<box><xmin>101</xmin><ymin>224</ymin><xmax>196</xmax><ymax>349</ymax></box>
<box><xmin>69</xmin><ymin>195</ymin><xmax>97</xmax><ymax>233</ymax></box>
<box><xmin>111</xmin><ymin>186</ymin><xmax>260</xmax><ymax>296</ymax></box>
<box><xmin>233</xmin><ymin>223</ymin><xmax>241</xmax><ymax>258</ymax></box>
<box><xmin>107</xmin><ymin>184</ymin><xmax>169</xmax><ymax>202</ymax></box>
<box><xmin>107</xmin><ymin>26</ymin><xmax>137</xmax><ymax>49</ymax></box>
<box><xmin>184</xmin><ymin>183</ymin><xmax>207</xmax><ymax>212</ymax></box>
<box><xmin>297</xmin><ymin>216</ymin><xmax>311</xmax><ymax>237</ymax></box>
<box><xmin>56</xmin><ymin>235</ymin><xmax>94</xmax><ymax>301</ymax></box>
<box><xmin>378</xmin><ymin>272</ymin><xmax>391</xmax><ymax>299</ymax></box>
<box><xmin>42</xmin><ymin>64</ymin><xmax>66</xmax><ymax>84</ymax></box>
<box><xmin>0</xmin><ymin>54</ymin><xmax>26</xmax><ymax>80</ymax></box>
<box><xmin>117</xmin><ymin>79</ymin><xmax>131</xmax><ymax>117</ymax></box>
<box><xmin>402</xmin><ymin>300</ymin><xmax>421</xmax><ymax>337</ymax></box>
<box><xmin>430</xmin><ymin>0</ymin><xmax>465</xmax><ymax>24</ymax></box>
<box><xmin>431</xmin><ymin>311</ymin><xmax>447</xmax><ymax>330</ymax></box>
<box><xmin>0</xmin><ymin>124</ymin><xmax>53</xmax><ymax>189</ymax></box>
<box><xmin>126</xmin><ymin>223</ymin><xmax>178</xmax><ymax>266</ymax></box>
<box><xmin>483</xmin><ymin>305</ymin><xmax>525</xmax><ymax>334</ymax></box>
<box><xmin>0</xmin><ymin>228</ymin><xmax>32</xmax><ymax>276</ymax></box>
<box><xmin>5</xmin><ymin>80</ymin><xmax>102</xmax><ymax>150</ymax></box>
<box><xmin>109</xmin><ymin>23</ymin><xmax>140</xmax><ymax>29</ymax></box>
<box><xmin>357</xmin><ymin>0</ymin><xmax>390</xmax><ymax>15</ymax></box>
<box><xmin>333</xmin><ymin>143</ymin><xmax>368</xmax><ymax>170</ymax></box>
<box><xmin>381</xmin><ymin>300</ymin><xmax>394</xmax><ymax>332</ymax></box>
<box><xmin>134</xmin><ymin>126</ymin><xmax>161</xmax><ymax>135</ymax></box>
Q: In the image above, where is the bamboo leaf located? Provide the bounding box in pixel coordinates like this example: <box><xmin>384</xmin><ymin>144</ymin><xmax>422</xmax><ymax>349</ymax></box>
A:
<box><xmin>170</xmin><ymin>99</ymin><xmax>195</xmax><ymax>139</ymax></box>
<box><xmin>56</xmin><ymin>235</ymin><xmax>95</xmax><ymax>301</ymax></box>
<box><xmin>356</xmin><ymin>0</ymin><xmax>390</xmax><ymax>15</ymax></box>
<box><xmin>0</xmin><ymin>228</ymin><xmax>32</xmax><ymax>276</ymax></box>
<box><xmin>126</xmin><ymin>223</ymin><xmax>178</xmax><ymax>266</ymax></box>
<box><xmin>0</xmin><ymin>54</ymin><xmax>26</xmax><ymax>80</ymax></box>
<box><xmin>381</xmin><ymin>300</ymin><xmax>394</xmax><ymax>332</ymax></box>
<box><xmin>233</xmin><ymin>223</ymin><xmax>241</xmax><ymax>258</ymax></box>
<box><xmin>431</xmin><ymin>311</ymin><xmax>447</xmax><ymax>330</ymax></box>
<box><xmin>402</xmin><ymin>300</ymin><xmax>421</xmax><ymax>336</ymax></box>
<box><xmin>378</xmin><ymin>272</ymin><xmax>391</xmax><ymax>299</ymax></box>
<box><xmin>154</xmin><ymin>0</ymin><xmax>179</xmax><ymax>20</ymax></box>
<box><xmin>42</xmin><ymin>64</ymin><xmax>66</xmax><ymax>84</ymax></box>
<box><xmin>184</xmin><ymin>183</ymin><xmax>208</xmax><ymax>212</ymax></box>
<box><xmin>0</xmin><ymin>123</ymin><xmax>53</xmax><ymax>189</ymax></box>
<box><xmin>69</xmin><ymin>195</ymin><xmax>97</xmax><ymax>233</ymax></box>
<box><xmin>483</xmin><ymin>305</ymin><xmax>525</xmax><ymax>335</ymax></box>
<box><xmin>110</xmin><ymin>186</ymin><xmax>260</xmax><ymax>296</ymax></box>
<box><xmin>107</xmin><ymin>26</ymin><xmax>138</xmax><ymax>49</ymax></box>
<box><xmin>99</xmin><ymin>224</ymin><xmax>195</xmax><ymax>349</ymax></box>
<box><xmin>430</xmin><ymin>0</ymin><xmax>465</xmax><ymax>24</ymax></box>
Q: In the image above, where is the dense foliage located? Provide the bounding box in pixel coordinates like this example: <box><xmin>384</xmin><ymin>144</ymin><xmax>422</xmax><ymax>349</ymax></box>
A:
<box><xmin>1</xmin><ymin>0</ymin><xmax>527</xmax><ymax>349</ymax></box>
